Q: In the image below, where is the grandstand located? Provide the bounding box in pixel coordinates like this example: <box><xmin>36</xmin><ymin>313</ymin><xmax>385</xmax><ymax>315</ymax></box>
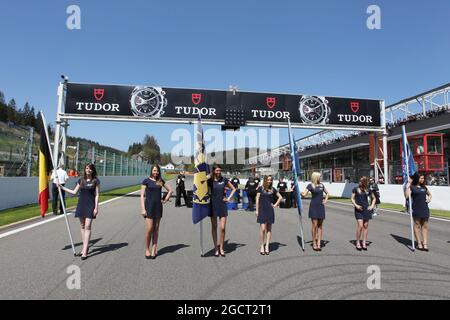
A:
<box><xmin>246</xmin><ymin>83</ymin><xmax>450</xmax><ymax>186</ymax></box>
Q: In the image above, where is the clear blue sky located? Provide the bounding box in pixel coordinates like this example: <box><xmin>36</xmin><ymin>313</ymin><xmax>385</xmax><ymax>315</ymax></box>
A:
<box><xmin>1</xmin><ymin>0</ymin><xmax>449</xmax><ymax>153</ymax></box>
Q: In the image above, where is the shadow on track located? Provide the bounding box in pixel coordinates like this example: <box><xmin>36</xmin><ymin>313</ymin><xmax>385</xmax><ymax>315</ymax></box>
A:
<box><xmin>88</xmin><ymin>242</ymin><xmax>129</xmax><ymax>257</ymax></box>
<box><xmin>62</xmin><ymin>238</ymin><xmax>102</xmax><ymax>251</ymax></box>
<box><xmin>390</xmin><ymin>234</ymin><xmax>415</xmax><ymax>252</ymax></box>
<box><xmin>268</xmin><ymin>242</ymin><xmax>287</xmax><ymax>252</ymax></box>
<box><xmin>202</xmin><ymin>240</ymin><xmax>247</xmax><ymax>257</ymax></box>
<box><xmin>349</xmin><ymin>240</ymin><xmax>373</xmax><ymax>247</ymax></box>
<box><xmin>157</xmin><ymin>243</ymin><xmax>190</xmax><ymax>257</ymax></box>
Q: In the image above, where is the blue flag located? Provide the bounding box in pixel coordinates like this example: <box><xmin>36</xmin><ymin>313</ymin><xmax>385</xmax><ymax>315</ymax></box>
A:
<box><xmin>287</xmin><ymin>119</ymin><xmax>303</xmax><ymax>214</ymax></box>
<box><xmin>192</xmin><ymin>116</ymin><xmax>211</xmax><ymax>224</ymax></box>
<box><xmin>401</xmin><ymin>125</ymin><xmax>417</xmax><ymax>186</ymax></box>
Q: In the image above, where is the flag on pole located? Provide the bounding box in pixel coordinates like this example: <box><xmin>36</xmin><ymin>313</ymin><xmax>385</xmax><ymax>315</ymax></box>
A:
<box><xmin>38</xmin><ymin>119</ymin><xmax>53</xmax><ymax>217</ymax></box>
<box><xmin>287</xmin><ymin>119</ymin><xmax>305</xmax><ymax>250</ymax></box>
<box><xmin>401</xmin><ymin>125</ymin><xmax>417</xmax><ymax>185</ymax></box>
<box><xmin>192</xmin><ymin>116</ymin><xmax>211</xmax><ymax>224</ymax></box>
<box><xmin>287</xmin><ymin>119</ymin><xmax>303</xmax><ymax>214</ymax></box>
<box><xmin>401</xmin><ymin>125</ymin><xmax>417</xmax><ymax>251</ymax></box>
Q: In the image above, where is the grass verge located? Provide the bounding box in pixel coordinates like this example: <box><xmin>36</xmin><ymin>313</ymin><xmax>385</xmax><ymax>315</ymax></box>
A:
<box><xmin>0</xmin><ymin>185</ymin><xmax>141</xmax><ymax>227</ymax></box>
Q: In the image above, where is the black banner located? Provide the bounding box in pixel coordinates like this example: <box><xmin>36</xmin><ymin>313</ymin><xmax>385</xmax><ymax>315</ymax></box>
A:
<box><xmin>65</xmin><ymin>83</ymin><xmax>381</xmax><ymax>127</ymax></box>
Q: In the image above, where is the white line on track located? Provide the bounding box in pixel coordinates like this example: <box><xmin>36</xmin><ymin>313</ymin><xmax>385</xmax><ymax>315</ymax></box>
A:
<box><xmin>327</xmin><ymin>200</ymin><xmax>450</xmax><ymax>222</ymax></box>
<box><xmin>0</xmin><ymin>190</ymin><xmax>141</xmax><ymax>239</ymax></box>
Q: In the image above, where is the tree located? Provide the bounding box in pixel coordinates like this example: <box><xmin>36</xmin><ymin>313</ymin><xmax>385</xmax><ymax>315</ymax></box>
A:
<box><xmin>0</xmin><ymin>90</ymin><xmax>5</xmax><ymax>104</ymax></box>
<box><xmin>0</xmin><ymin>102</ymin><xmax>6</xmax><ymax>122</ymax></box>
<box><xmin>142</xmin><ymin>135</ymin><xmax>161</xmax><ymax>163</ymax></box>
<box><xmin>29</xmin><ymin>106</ymin><xmax>37</xmax><ymax>128</ymax></box>
<box><xmin>160</xmin><ymin>152</ymin><xmax>172</xmax><ymax>165</ymax></box>
<box><xmin>7</xmin><ymin>99</ymin><xmax>16</xmax><ymax>123</ymax></box>
<box><xmin>127</xmin><ymin>142</ymin><xmax>142</xmax><ymax>156</ymax></box>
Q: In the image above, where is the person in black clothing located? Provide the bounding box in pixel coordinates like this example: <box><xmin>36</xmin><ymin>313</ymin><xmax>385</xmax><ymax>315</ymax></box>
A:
<box><xmin>277</xmin><ymin>178</ymin><xmax>288</xmax><ymax>192</ymax></box>
<box><xmin>301</xmin><ymin>172</ymin><xmax>329</xmax><ymax>251</ymax></box>
<box><xmin>254</xmin><ymin>175</ymin><xmax>261</xmax><ymax>187</ymax></box>
<box><xmin>404</xmin><ymin>173</ymin><xmax>432</xmax><ymax>251</ymax></box>
<box><xmin>58</xmin><ymin>164</ymin><xmax>100</xmax><ymax>260</ymax></box>
<box><xmin>141</xmin><ymin>165</ymin><xmax>173</xmax><ymax>259</ymax></box>
<box><xmin>256</xmin><ymin>175</ymin><xmax>283</xmax><ymax>255</ymax></box>
<box><xmin>277</xmin><ymin>177</ymin><xmax>289</xmax><ymax>208</ymax></box>
<box><xmin>175</xmin><ymin>172</ymin><xmax>188</xmax><ymax>207</ymax></box>
<box><xmin>245</xmin><ymin>176</ymin><xmax>258</xmax><ymax>211</ymax></box>
<box><xmin>290</xmin><ymin>178</ymin><xmax>297</xmax><ymax>208</ymax></box>
<box><xmin>369</xmin><ymin>177</ymin><xmax>381</xmax><ymax>216</ymax></box>
<box><xmin>208</xmin><ymin>165</ymin><xmax>236</xmax><ymax>257</ymax></box>
<box><xmin>231</xmin><ymin>175</ymin><xmax>240</xmax><ymax>203</ymax></box>
<box><xmin>351</xmin><ymin>176</ymin><xmax>376</xmax><ymax>251</ymax></box>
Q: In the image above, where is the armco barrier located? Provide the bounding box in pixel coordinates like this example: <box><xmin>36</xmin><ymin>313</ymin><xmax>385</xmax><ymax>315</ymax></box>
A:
<box><xmin>0</xmin><ymin>176</ymin><xmax>148</xmax><ymax>211</ymax></box>
<box><xmin>238</xmin><ymin>179</ymin><xmax>449</xmax><ymax>211</ymax></box>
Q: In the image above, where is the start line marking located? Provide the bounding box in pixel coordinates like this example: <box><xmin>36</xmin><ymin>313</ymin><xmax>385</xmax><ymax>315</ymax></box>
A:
<box><xmin>0</xmin><ymin>190</ymin><xmax>141</xmax><ymax>239</ymax></box>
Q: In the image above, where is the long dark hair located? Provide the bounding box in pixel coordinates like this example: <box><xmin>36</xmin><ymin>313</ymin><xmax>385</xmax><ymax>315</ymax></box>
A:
<box><xmin>412</xmin><ymin>173</ymin><xmax>427</xmax><ymax>190</ymax></box>
<box><xmin>211</xmin><ymin>164</ymin><xmax>223</xmax><ymax>181</ymax></box>
<box><xmin>82</xmin><ymin>163</ymin><xmax>98</xmax><ymax>187</ymax></box>
<box><xmin>359</xmin><ymin>176</ymin><xmax>369</xmax><ymax>192</ymax></box>
<box><xmin>262</xmin><ymin>175</ymin><xmax>273</xmax><ymax>191</ymax></box>
<box><xmin>150</xmin><ymin>164</ymin><xmax>165</xmax><ymax>186</ymax></box>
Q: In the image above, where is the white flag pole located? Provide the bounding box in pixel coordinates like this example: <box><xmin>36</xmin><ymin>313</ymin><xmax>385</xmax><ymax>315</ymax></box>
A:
<box><xmin>402</xmin><ymin>125</ymin><xmax>415</xmax><ymax>251</ymax></box>
<box><xmin>288</xmin><ymin>118</ymin><xmax>305</xmax><ymax>251</ymax></box>
<box><xmin>200</xmin><ymin>219</ymin><xmax>204</xmax><ymax>257</ymax></box>
<box><xmin>195</xmin><ymin>117</ymin><xmax>206</xmax><ymax>257</ymax></box>
<box><xmin>298</xmin><ymin>214</ymin><xmax>305</xmax><ymax>251</ymax></box>
<box><xmin>41</xmin><ymin>111</ymin><xmax>76</xmax><ymax>255</ymax></box>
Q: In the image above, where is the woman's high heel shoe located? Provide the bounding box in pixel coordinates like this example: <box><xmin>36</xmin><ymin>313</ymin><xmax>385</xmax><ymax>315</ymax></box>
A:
<box><xmin>260</xmin><ymin>246</ymin><xmax>265</xmax><ymax>255</ymax></box>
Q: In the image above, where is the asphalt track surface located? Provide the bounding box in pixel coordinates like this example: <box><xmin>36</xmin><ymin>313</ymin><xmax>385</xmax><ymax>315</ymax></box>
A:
<box><xmin>0</xmin><ymin>178</ymin><xmax>449</xmax><ymax>300</ymax></box>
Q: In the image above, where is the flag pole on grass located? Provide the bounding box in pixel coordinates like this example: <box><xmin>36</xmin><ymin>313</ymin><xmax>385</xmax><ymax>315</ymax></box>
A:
<box><xmin>287</xmin><ymin>118</ymin><xmax>305</xmax><ymax>251</ymax></box>
<box><xmin>40</xmin><ymin>111</ymin><xmax>76</xmax><ymax>255</ymax></box>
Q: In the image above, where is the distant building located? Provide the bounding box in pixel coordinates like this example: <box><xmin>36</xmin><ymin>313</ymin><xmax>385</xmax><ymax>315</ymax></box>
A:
<box><xmin>161</xmin><ymin>163</ymin><xmax>175</xmax><ymax>170</ymax></box>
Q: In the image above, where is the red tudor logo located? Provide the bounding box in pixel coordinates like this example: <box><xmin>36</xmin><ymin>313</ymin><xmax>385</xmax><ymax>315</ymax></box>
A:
<box><xmin>266</xmin><ymin>97</ymin><xmax>276</xmax><ymax>109</ymax></box>
<box><xmin>94</xmin><ymin>88</ymin><xmax>105</xmax><ymax>101</ymax></box>
<box><xmin>192</xmin><ymin>93</ymin><xmax>202</xmax><ymax>105</ymax></box>
<box><xmin>350</xmin><ymin>101</ymin><xmax>360</xmax><ymax>113</ymax></box>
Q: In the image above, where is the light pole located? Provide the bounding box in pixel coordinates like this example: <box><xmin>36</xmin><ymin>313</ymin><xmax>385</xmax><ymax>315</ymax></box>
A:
<box><xmin>67</xmin><ymin>144</ymin><xmax>78</xmax><ymax>173</ymax></box>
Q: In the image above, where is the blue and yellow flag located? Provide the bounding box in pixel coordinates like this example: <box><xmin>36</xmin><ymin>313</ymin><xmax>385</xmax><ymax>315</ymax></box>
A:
<box><xmin>288</xmin><ymin>118</ymin><xmax>303</xmax><ymax>214</ymax></box>
<box><xmin>192</xmin><ymin>116</ymin><xmax>211</xmax><ymax>224</ymax></box>
<box><xmin>401</xmin><ymin>125</ymin><xmax>417</xmax><ymax>186</ymax></box>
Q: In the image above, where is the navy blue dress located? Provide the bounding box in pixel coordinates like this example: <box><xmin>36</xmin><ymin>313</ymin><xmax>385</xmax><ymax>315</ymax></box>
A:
<box><xmin>209</xmin><ymin>177</ymin><xmax>229</xmax><ymax>218</ymax></box>
<box><xmin>257</xmin><ymin>187</ymin><xmax>278</xmax><ymax>224</ymax></box>
<box><xmin>75</xmin><ymin>178</ymin><xmax>100</xmax><ymax>219</ymax></box>
<box><xmin>307</xmin><ymin>183</ymin><xmax>326</xmax><ymax>220</ymax></box>
<box><xmin>410</xmin><ymin>185</ymin><xmax>430</xmax><ymax>219</ymax></box>
<box><xmin>142</xmin><ymin>178</ymin><xmax>163</xmax><ymax>219</ymax></box>
<box><xmin>352</xmin><ymin>187</ymin><xmax>373</xmax><ymax>220</ymax></box>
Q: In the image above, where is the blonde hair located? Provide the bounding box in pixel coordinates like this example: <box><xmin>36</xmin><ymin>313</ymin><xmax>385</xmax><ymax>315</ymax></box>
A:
<box><xmin>311</xmin><ymin>172</ymin><xmax>321</xmax><ymax>186</ymax></box>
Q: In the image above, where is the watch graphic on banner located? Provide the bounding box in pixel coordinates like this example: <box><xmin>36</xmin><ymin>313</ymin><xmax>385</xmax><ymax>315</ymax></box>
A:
<box><xmin>130</xmin><ymin>86</ymin><xmax>167</xmax><ymax>118</ymax></box>
<box><xmin>298</xmin><ymin>96</ymin><xmax>330</xmax><ymax>125</ymax></box>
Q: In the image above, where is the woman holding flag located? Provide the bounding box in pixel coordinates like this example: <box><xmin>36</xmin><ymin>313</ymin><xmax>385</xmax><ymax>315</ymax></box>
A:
<box><xmin>141</xmin><ymin>164</ymin><xmax>173</xmax><ymax>259</ymax></box>
<box><xmin>301</xmin><ymin>172</ymin><xmax>328</xmax><ymax>251</ymax></box>
<box><xmin>208</xmin><ymin>165</ymin><xmax>236</xmax><ymax>257</ymax></box>
<box><xmin>404</xmin><ymin>174</ymin><xmax>432</xmax><ymax>251</ymax></box>
<box><xmin>256</xmin><ymin>175</ymin><xmax>283</xmax><ymax>255</ymax></box>
<box><xmin>351</xmin><ymin>176</ymin><xmax>376</xmax><ymax>251</ymax></box>
<box><xmin>58</xmin><ymin>163</ymin><xmax>100</xmax><ymax>260</ymax></box>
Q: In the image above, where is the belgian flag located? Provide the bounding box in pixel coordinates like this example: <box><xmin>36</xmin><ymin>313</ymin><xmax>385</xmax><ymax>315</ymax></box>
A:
<box><xmin>38</xmin><ymin>121</ymin><xmax>53</xmax><ymax>217</ymax></box>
